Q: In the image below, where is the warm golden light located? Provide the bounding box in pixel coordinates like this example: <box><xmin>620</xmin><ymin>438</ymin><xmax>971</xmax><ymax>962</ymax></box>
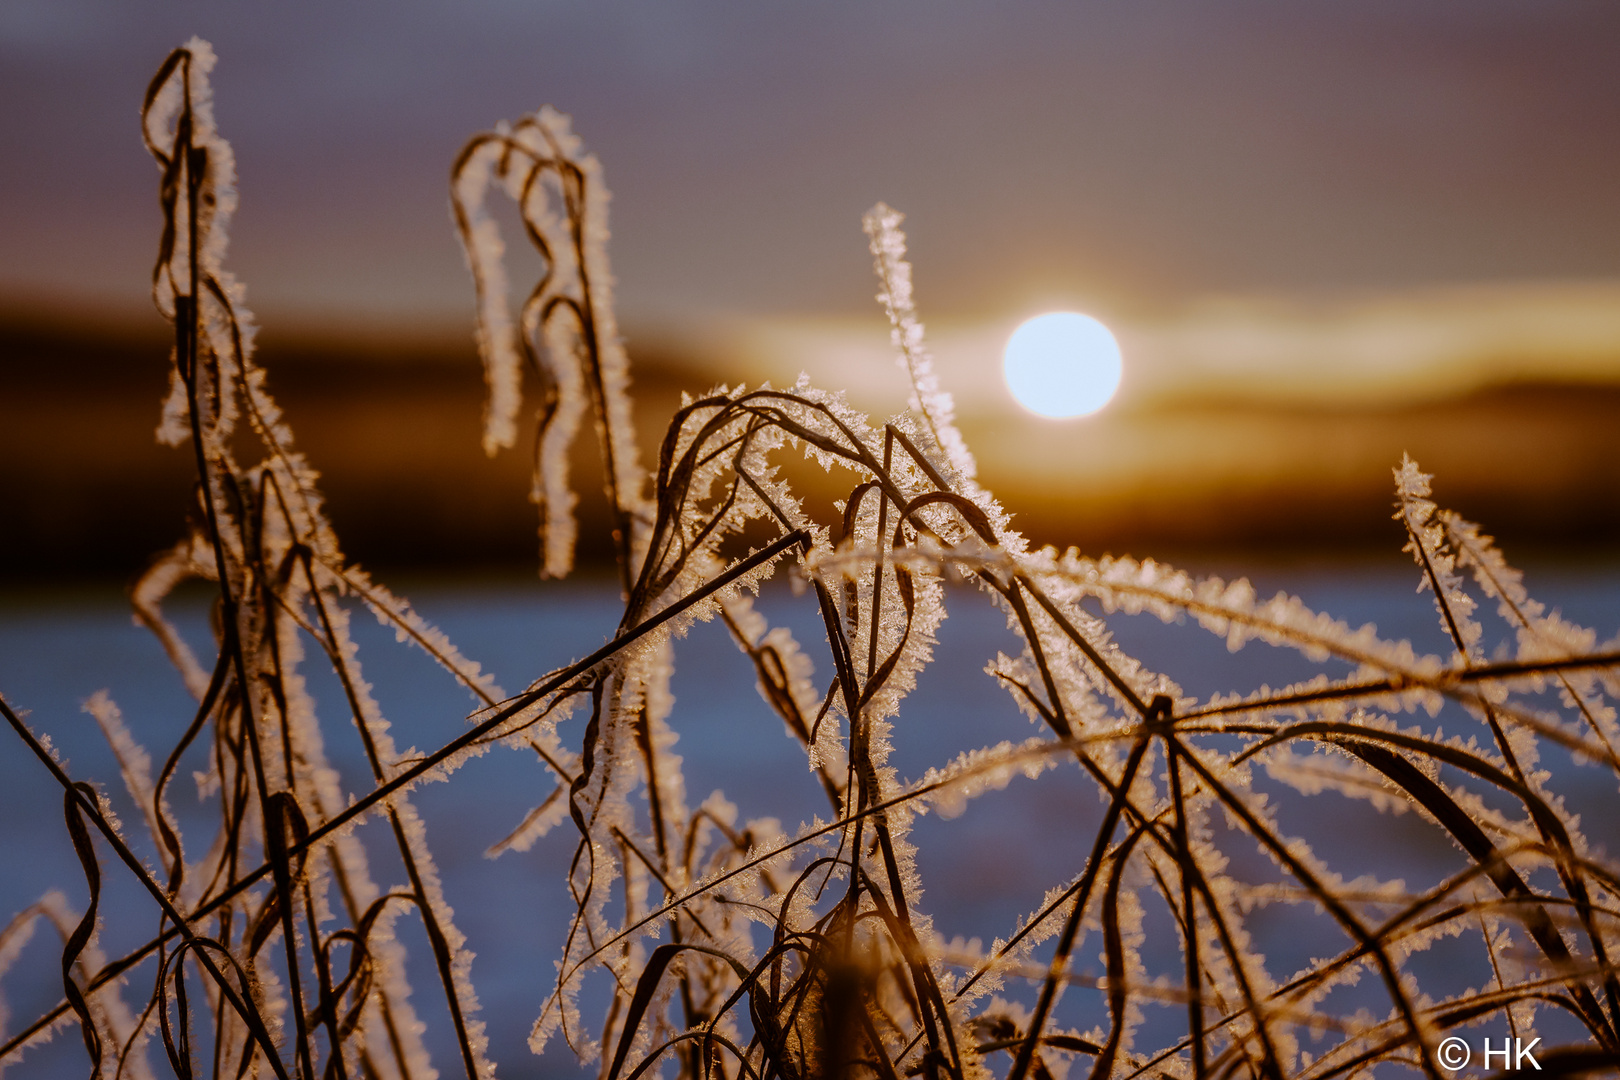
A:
<box><xmin>1002</xmin><ymin>312</ymin><xmax>1123</xmax><ymax>418</ymax></box>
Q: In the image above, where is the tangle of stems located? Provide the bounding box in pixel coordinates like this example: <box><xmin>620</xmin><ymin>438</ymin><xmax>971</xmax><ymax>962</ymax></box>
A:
<box><xmin>5</xmin><ymin>37</ymin><xmax>1620</xmax><ymax>1080</ymax></box>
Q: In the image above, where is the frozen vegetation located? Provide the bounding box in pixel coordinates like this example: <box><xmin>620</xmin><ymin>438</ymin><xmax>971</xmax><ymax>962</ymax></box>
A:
<box><xmin>4</xmin><ymin>40</ymin><xmax>1620</xmax><ymax>1080</ymax></box>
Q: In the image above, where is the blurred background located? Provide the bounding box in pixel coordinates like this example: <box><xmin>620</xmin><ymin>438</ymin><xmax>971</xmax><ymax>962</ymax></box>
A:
<box><xmin>4</xmin><ymin>0</ymin><xmax>1619</xmax><ymax>579</ymax></box>
<box><xmin>5</xmin><ymin>5</ymin><xmax>1620</xmax><ymax>1076</ymax></box>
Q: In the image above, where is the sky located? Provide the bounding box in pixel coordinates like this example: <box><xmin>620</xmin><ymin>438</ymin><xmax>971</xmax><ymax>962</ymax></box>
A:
<box><xmin>3</xmin><ymin>1</ymin><xmax>1620</xmax><ymax>405</ymax></box>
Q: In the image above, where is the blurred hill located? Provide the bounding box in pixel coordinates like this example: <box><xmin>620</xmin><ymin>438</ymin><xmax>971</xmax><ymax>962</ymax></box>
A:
<box><xmin>3</xmin><ymin>313</ymin><xmax>1617</xmax><ymax>583</ymax></box>
<box><xmin>964</xmin><ymin>383</ymin><xmax>1620</xmax><ymax>557</ymax></box>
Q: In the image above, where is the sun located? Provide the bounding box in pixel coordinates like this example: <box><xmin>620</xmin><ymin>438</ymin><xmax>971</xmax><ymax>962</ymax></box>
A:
<box><xmin>1002</xmin><ymin>312</ymin><xmax>1123</xmax><ymax>418</ymax></box>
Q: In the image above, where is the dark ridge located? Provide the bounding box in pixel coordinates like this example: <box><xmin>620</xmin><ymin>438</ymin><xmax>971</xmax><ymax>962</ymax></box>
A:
<box><xmin>0</xmin><ymin>312</ymin><xmax>683</xmax><ymax>582</ymax></box>
<box><xmin>4</xmin><ymin>313</ymin><xmax>1618</xmax><ymax>583</ymax></box>
<box><xmin>970</xmin><ymin>379</ymin><xmax>1620</xmax><ymax>558</ymax></box>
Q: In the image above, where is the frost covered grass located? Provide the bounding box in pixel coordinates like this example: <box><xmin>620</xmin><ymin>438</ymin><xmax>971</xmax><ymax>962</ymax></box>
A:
<box><xmin>5</xmin><ymin>39</ymin><xmax>1620</xmax><ymax>1080</ymax></box>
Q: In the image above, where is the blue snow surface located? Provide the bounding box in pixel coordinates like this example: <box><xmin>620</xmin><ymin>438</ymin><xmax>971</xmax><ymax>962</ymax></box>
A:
<box><xmin>3</xmin><ymin>557</ymin><xmax>1618</xmax><ymax>1077</ymax></box>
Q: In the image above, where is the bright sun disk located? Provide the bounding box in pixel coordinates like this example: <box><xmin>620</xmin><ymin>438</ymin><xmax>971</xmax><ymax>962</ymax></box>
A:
<box><xmin>1002</xmin><ymin>311</ymin><xmax>1123</xmax><ymax>418</ymax></box>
